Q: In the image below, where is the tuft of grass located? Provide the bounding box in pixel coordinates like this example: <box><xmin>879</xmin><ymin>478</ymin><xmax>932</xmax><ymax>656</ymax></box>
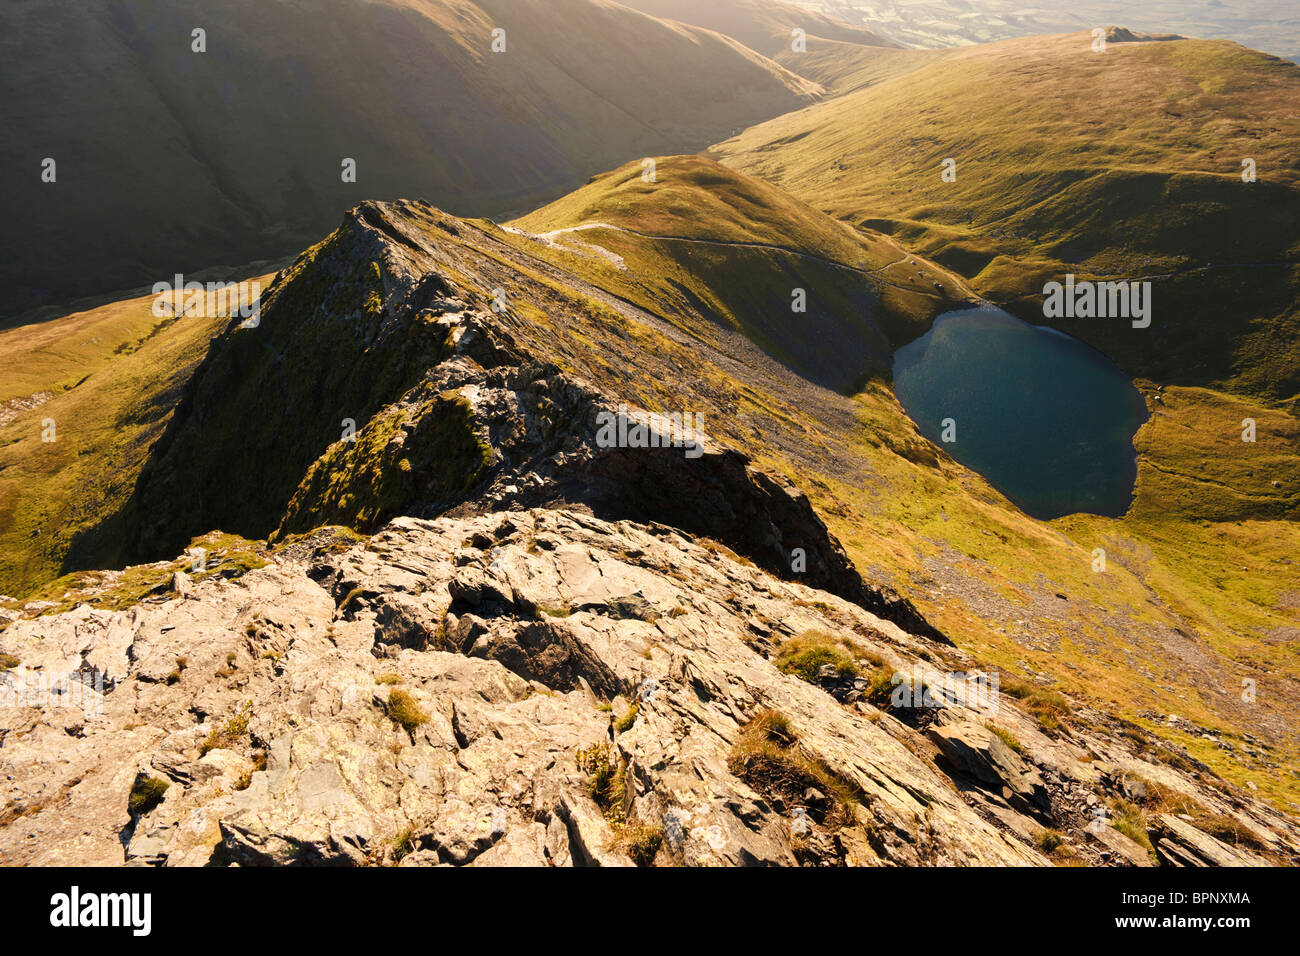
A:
<box><xmin>199</xmin><ymin>703</ymin><xmax>252</xmax><ymax>757</ymax></box>
<box><xmin>233</xmin><ymin>751</ymin><xmax>268</xmax><ymax>792</ymax></box>
<box><xmin>577</xmin><ymin>741</ymin><xmax>622</xmax><ymax>813</ymax></box>
<box><xmin>374</xmin><ymin>673</ymin><xmax>402</xmax><ymax>685</ymax></box>
<box><xmin>1125</xmin><ymin>775</ymin><xmax>1268</xmax><ymax>852</ymax></box>
<box><xmin>1109</xmin><ymin>798</ymin><xmax>1155</xmax><ymax>855</ymax></box>
<box><xmin>392</xmin><ymin>823</ymin><xmax>419</xmax><ymax>863</ymax></box>
<box><xmin>775</xmin><ymin>630</ymin><xmax>859</xmax><ymax>683</ymax></box>
<box><xmin>616</xmin><ymin>822</ymin><xmax>664</xmax><ymax>866</ymax></box>
<box><xmin>985</xmin><ymin>721</ymin><xmax>1027</xmax><ymax>756</ymax></box>
<box><xmin>727</xmin><ymin>709</ymin><xmax>859</xmax><ymax>829</ymax></box>
<box><xmin>384</xmin><ymin>689</ymin><xmax>428</xmax><ymax>734</ymax></box>
<box><xmin>1000</xmin><ymin>680</ymin><xmax>1071</xmax><ymax>732</ymax></box>
<box><xmin>0</xmin><ymin>653</ymin><xmax>19</xmax><ymax>671</ymax></box>
<box><xmin>575</xmin><ymin>740</ymin><xmax>663</xmax><ymax>866</ymax></box>
<box><xmin>128</xmin><ymin>775</ymin><xmax>170</xmax><ymax>816</ymax></box>
<box><xmin>614</xmin><ymin>702</ymin><xmax>640</xmax><ymax>734</ymax></box>
<box><xmin>1035</xmin><ymin>828</ymin><xmax>1064</xmax><ymax>854</ymax></box>
<box><xmin>864</xmin><ymin>667</ymin><xmax>897</xmax><ymax>708</ymax></box>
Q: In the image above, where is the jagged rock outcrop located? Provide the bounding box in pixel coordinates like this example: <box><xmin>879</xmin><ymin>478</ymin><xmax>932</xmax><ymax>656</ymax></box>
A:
<box><xmin>112</xmin><ymin>199</ymin><xmax>941</xmax><ymax>640</ymax></box>
<box><xmin>3</xmin><ymin>509</ymin><xmax>1296</xmax><ymax>866</ymax></box>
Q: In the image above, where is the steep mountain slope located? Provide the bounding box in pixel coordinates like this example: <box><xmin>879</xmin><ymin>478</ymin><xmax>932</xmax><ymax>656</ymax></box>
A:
<box><xmin>2</xmin><ymin>195</ymin><xmax>1297</xmax><ymax>864</ymax></box>
<box><xmin>0</xmin><ymin>0</ymin><xmax>819</xmax><ymax>322</ymax></box>
<box><xmin>0</xmin><ymin>184</ymin><xmax>1283</xmax><ymax>813</ymax></box>
<box><xmin>713</xmin><ymin>30</ymin><xmax>1300</xmax><ymax>399</ymax></box>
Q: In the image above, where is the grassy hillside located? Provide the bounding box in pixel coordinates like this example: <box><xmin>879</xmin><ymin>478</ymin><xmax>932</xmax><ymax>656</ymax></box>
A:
<box><xmin>0</xmin><ymin>283</ymin><xmax>265</xmax><ymax>595</ymax></box>
<box><xmin>0</xmin><ymin>0</ymin><xmax>819</xmax><ymax>322</ymax></box>
<box><xmin>508</xmin><ymin>155</ymin><xmax>972</xmax><ymax>390</ymax></box>
<box><xmin>714</xmin><ymin>31</ymin><xmax>1300</xmax><ymax>400</ymax></box>
<box><xmin>772</xmin><ymin>36</ymin><xmax>947</xmax><ymax>93</ymax></box>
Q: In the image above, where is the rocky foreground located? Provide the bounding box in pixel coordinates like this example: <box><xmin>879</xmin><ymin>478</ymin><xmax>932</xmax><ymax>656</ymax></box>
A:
<box><xmin>2</xmin><ymin>506</ymin><xmax>1298</xmax><ymax>866</ymax></box>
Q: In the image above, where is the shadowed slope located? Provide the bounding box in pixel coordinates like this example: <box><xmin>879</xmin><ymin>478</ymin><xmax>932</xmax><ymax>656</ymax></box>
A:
<box><xmin>0</xmin><ymin>0</ymin><xmax>819</xmax><ymax>322</ymax></box>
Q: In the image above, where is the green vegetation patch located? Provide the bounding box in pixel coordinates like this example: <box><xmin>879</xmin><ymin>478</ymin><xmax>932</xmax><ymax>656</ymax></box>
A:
<box><xmin>128</xmin><ymin>775</ymin><xmax>170</xmax><ymax>816</ymax></box>
<box><xmin>727</xmin><ymin>709</ymin><xmax>860</xmax><ymax>829</ymax></box>
<box><xmin>775</xmin><ymin>630</ymin><xmax>861</xmax><ymax>682</ymax></box>
<box><xmin>576</xmin><ymin>740</ymin><xmax>664</xmax><ymax>866</ymax></box>
<box><xmin>383</xmin><ymin>689</ymin><xmax>429</xmax><ymax>735</ymax></box>
<box><xmin>277</xmin><ymin>391</ymin><xmax>490</xmax><ymax>537</ymax></box>
<box><xmin>200</xmin><ymin>703</ymin><xmax>252</xmax><ymax>757</ymax></box>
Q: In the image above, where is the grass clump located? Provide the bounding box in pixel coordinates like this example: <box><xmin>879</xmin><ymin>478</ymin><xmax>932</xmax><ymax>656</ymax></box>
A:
<box><xmin>577</xmin><ymin>742</ymin><xmax>623</xmax><ymax>812</ymax></box>
<box><xmin>128</xmin><ymin>775</ymin><xmax>170</xmax><ymax>816</ymax></box>
<box><xmin>1035</xmin><ymin>828</ymin><xmax>1063</xmax><ymax>854</ymax></box>
<box><xmin>1109</xmin><ymin>798</ymin><xmax>1155</xmax><ymax>854</ymax></box>
<box><xmin>1001</xmin><ymin>679</ymin><xmax>1071</xmax><ymax>732</ymax></box>
<box><xmin>1126</xmin><ymin>776</ymin><xmax>1267</xmax><ymax>852</ymax></box>
<box><xmin>392</xmin><ymin>823</ymin><xmax>419</xmax><ymax>863</ymax></box>
<box><xmin>863</xmin><ymin>667</ymin><xmax>898</xmax><ymax>708</ymax></box>
<box><xmin>1034</xmin><ymin>828</ymin><xmax>1083</xmax><ymax>865</ymax></box>
<box><xmin>614</xmin><ymin>702</ymin><xmax>640</xmax><ymax>734</ymax></box>
<box><xmin>199</xmin><ymin>703</ymin><xmax>252</xmax><ymax>756</ymax></box>
<box><xmin>575</xmin><ymin>741</ymin><xmax>662</xmax><ymax>866</ymax></box>
<box><xmin>617</xmin><ymin>822</ymin><xmax>664</xmax><ymax>866</ymax></box>
<box><xmin>233</xmin><ymin>751</ymin><xmax>268</xmax><ymax>792</ymax></box>
<box><xmin>775</xmin><ymin>630</ymin><xmax>859</xmax><ymax>683</ymax></box>
<box><xmin>727</xmin><ymin>709</ymin><xmax>859</xmax><ymax>829</ymax></box>
<box><xmin>0</xmin><ymin>653</ymin><xmax>19</xmax><ymax>671</ymax></box>
<box><xmin>383</xmin><ymin>689</ymin><xmax>429</xmax><ymax>734</ymax></box>
<box><xmin>985</xmin><ymin>721</ymin><xmax>1027</xmax><ymax>756</ymax></box>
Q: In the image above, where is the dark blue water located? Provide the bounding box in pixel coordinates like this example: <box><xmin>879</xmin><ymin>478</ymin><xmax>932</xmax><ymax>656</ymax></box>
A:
<box><xmin>892</xmin><ymin>306</ymin><xmax>1149</xmax><ymax>520</ymax></box>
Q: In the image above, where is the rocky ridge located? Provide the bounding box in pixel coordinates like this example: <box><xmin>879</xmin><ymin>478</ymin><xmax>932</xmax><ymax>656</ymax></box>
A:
<box><xmin>2</xmin><ymin>508</ymin><xmax>1298</xmax><ymax>866</ymax></box>
<box><xmin>4</xmin><ymin>200</ymin><xmax>1298</xmax><ymax>866</ymax></box>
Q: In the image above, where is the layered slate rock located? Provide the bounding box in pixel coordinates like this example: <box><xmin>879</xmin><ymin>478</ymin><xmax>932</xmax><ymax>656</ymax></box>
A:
<box><xmin>3</xmin><ymin>509</ymin><xmax>1296</xmax><ymax>867</ymax></box>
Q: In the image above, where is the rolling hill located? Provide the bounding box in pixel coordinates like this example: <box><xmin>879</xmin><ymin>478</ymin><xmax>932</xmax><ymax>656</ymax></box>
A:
<box><xmin>801</xmin><ymin>0</ymin><xmax>1300</xmax><ymax>64</ymax></box>
<box><xmin>0</xmin><ymin>0</ymin><xmax>820</xmax><ymax>323</ymax></box>
<box><xmin>506</xmin><ymin>155</ymin><xmax>972</xmax><ymax>390</ymax></box>
<box><xmin>617</xmin><ymin>0</ymin><xmax>939</xmax><ymax>93</ymax></box>
<box><xmin>713</xmin><ymin>29</ymin><xmax>1300</xmax><ymax>400</ymax></box>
